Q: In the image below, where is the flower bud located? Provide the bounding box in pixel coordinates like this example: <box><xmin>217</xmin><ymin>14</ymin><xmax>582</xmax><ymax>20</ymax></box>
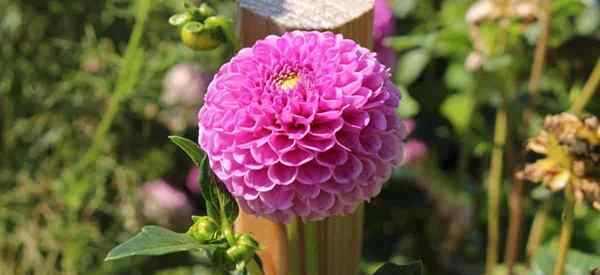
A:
<box><xmin>187</xmin><ymin>216</ymin><xmax>219</xmax><ymax>242</ymax></box>
<box><xmin>197</xmin><ymin>3</ymin><xmax>216</xmax><ymax>18</ymax></box>
<box><xmin>225</xmin><ymin>234</ymin><xmax>258</xmax><ymax>263</ymax></box>
<box><xmin>180</xmin><ymin>21</ymin><xmax>222</xmax><ymax>51</ymax></box>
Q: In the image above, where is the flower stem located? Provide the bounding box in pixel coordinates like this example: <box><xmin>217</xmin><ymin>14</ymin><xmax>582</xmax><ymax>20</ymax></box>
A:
<box><xmin>486</xmin><ymin>104</ymin><xmax>508</xmax><ymax>275</ymax></box>
<box><xmin>304</xmin><ymin>222</ymin><xmax>319</xmax><ymax>275</ymax></box>
<box><xmin>506</xmin><ymin>2</ymin><xmax>552</xmax><ymax>271</ymax></box>
<box><xmin>286</xmin><ymin>219</ymin><xmax>302</xmax><ymax>275</ymax></box>
<box><xmin>526</xmin><ymin>199</ymin><xmax>551</xmax><ymax>260</ymax></box>
<box><xmin>71</xmin><ymin>0</ymin><xmax>152</xmax><ymax>174</ymax></box>
<box><xmin>247</xmin><ymin>259</ymin><xmax>265</xmax><ymax>275</ymax></box>
<box><xmin>553</xmin><ymin>184</ymin><xmax>575</xmax><ymax>275</ymax></box>
<box><xmin>570</xmin><ymin>58</ymin><xmax>600</xmax><ymax>115</ymax></box>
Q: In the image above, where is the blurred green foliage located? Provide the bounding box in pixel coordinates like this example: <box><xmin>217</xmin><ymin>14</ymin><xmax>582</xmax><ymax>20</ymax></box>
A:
<box><xmin>0</xmin><ymin>0</ymin><xmax>599</xmax><ymax>274</ymax></box>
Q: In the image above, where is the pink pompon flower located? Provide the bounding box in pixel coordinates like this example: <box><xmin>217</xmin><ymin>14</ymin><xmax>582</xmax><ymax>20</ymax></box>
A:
<box><xmin>198</xmin><ymin>31</ymin><xmax>405</xmax><ymax>223</ymax></box>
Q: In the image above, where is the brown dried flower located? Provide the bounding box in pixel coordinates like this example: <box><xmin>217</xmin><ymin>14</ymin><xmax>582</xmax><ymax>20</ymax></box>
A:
<box><xmin>517</xmin><ymin>113</ymin><xmax>600</xmax><ymax>210</ymax></box>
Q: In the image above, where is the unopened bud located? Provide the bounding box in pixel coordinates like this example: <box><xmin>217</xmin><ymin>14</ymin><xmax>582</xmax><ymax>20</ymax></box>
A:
<box><xmin>226</xmin><ymin>234</ymin><xmax>258</xmax><ymax>263</ymax></box>
<box><xmin>187</xmin><ymin>216</ymin><xmax>219</xmax><ymax>242</ymax></box>
<box><xmin>180</xmin><ymin>21</ymin><xmax>222</xmax><ymax>51</ymax></box>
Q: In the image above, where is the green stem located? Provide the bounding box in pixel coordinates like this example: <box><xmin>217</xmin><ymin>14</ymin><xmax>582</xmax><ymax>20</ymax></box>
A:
<box><xmin>526</xmin><ymin>199</ymin><xmax>551</xmax><ymax>261</ymax></box>
<box><xmin>219</xmin><ymin>199</ymin><xmax>236</xmax><ymax>246</ymax></box>
<box><xmin>287</xmin><ymin>219</ymin><xmax>302</xmax><ymax>275</ymax></box>
<box><xmin>570</xmin><ymin>58</ymin><xmax>600</xmax><ymax>115</ymax></box>
<box><xmin>72</xmin><ymin>0</ymin><xmax>151</xmax><ymax>174</ymax></box>
<box><xmin>485</xmin><ymin>104</ymin><xmax>508</xmax><ymax>275</ymax></box>
<box><xmin>305</xmin><ymin>222</ymin><xmax>319</xmax><ymax>275</ymax></box>
<box><xmin>553</xmin><ymin>184</ymin><xmax>575</xmax><ymax>275</ymax></box>
<box><xmin>247</xmin><ymin>259</ymin><xmax>264</xmax><ymax>275</ymax></box>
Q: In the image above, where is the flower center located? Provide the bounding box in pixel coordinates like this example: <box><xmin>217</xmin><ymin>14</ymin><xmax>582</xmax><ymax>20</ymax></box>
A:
<box><xmin>276</xmin><ymin>72</ymin><xmax>300</xmax><ymax>91</ymax></box>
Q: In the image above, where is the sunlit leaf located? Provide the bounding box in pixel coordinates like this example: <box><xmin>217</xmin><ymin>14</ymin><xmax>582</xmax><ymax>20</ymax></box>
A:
<box><xmin>105</xmin><ymin>226</ymin><xmax>211</xmax><ymax>261</ymax></box>
<box><xmin>531</xmin><ymin>245</ymin><xmax>600</xmax><ymax>275</ymax></box>
<box><xmin>395</xmin><ymin>48</ymin><xmax>431</xmax><ymax>86</ymax></box>
<box><xmin>441</xmin><ymin>93</ymin><xmax>475</xmax><ymax>134</ymax></box>
<box><xmin>169</xmin><ymin>135</ymin><xmax>205</xmax><ymax>167</ymax></box>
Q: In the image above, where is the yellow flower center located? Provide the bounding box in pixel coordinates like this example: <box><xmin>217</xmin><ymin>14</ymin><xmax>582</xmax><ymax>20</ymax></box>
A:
<box><xmin>276</xmin><ymin>73</ymin><xmax>300</xmax><ymax>90</ymax></box>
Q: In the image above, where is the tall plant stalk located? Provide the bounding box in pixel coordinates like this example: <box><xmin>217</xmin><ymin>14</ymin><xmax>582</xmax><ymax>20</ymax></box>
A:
<box><xmin>553</xmin><ymin>184</ymin><xmax>575</xmax><ymax>275</ymax></box>
<box><xmin>526</xmin><ymin>200</ymin><xmax>551</xmax><ymax>259</ymax></box>
<box><xmin>505</xmin><ymin>0</ymin><xmax>552</xmax><ymax>271</ymax></box>
<box><xmin>74</xmin><ymin>0</ymin><xmax>151</xmax><ymax>173</ymax></box>
<box><xmin>485</xmin><ymin>101</ymin><xmax>508</xmax><ymax>275</ymax></box>
<box><xmin>571</xmin><ymin>59</ymin><xmax>600</xmax><ymax>115</ymax></box>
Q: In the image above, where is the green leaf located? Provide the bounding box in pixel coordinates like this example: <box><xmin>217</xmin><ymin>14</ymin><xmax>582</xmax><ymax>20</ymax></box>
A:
<box><xmin>444</xmin><ymin>63</ymin><xmax>476</xmax><ymax>93</ymax></box>
<box><xmin>199</xmin><ymin>155</ymin><xmax>220</xmax><ymax>220</ymax></box>
<box><xmin>105</xmin><ymin>226</ymin><xmax>205</xmax><ymax>261</ymax></box>
<box><xmin>169</xmin><ymin>135</ymin><xmax>205</xmax><ymax>167</ymax></box>
<box><xmin>530</xmin><ymin>245</ymin><xmax>600</xmax><ymax>275</ymax></box>
<box><xmin>374</xmin><ymin>261</ymin><xmax>423</xmax><ymax>275</ymax></box>
<box><xmin>395</xmin><ymin>48</ymin><xmax>431</xmax><ymax>86</ymax></box>
<box><xmin>198</xmin><ymin>156</ymin><xmax>239</xmax><ymax>224</ymax></box>
<box><xmin>385</xmin><ymin>35</ymin><xmax>424</xmax><ymax>51</ymax></box>
<box><xmin>396</xmin><ymin>86</ymin><xmax>420</xmax><ymax>118</ymax></box>
<box><xmin>576</xmin><ymin>7</ymin><xmax>600</xmax><ymax>35</ymax></box>
<box><xmin>440</xmin><ymin>93</ymin><xmax>475</xmax><ymax>134</ymax></box>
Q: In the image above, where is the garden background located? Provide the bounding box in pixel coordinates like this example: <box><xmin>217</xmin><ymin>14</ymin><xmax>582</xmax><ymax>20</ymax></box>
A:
<box><xmin>1</xmin><ymin>0</ymin><xmax>599</xmax><ymax>274</ymax></box>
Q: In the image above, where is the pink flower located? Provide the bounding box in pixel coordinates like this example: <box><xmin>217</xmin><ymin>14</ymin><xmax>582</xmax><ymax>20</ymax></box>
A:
<box><xmin>162</xmin><ymin>63</ymin><xmax>210</xmax><ymax>107</ymax></box>
<box><xmin>198</xmin><ymin>31</ymin><xmax>405</xmax><ymax>223</ymax></box>
<box><xmin>141</xmin><ymin>180</ymin><xmax>194</xmax><ymax>228</ymax></box>
<box><xmin>373</xmin><ymin>0</ymin><xmax>395</xmax><ymax>45</ymax></box>
<box><xmin>373</xmin><ymin>0</ymin><xmax>396</xmax><ymax>68</ymax></box>
<box><xmin>186</xmin><ymin>167</ymin><xmax>201</xmax><ymax>194</ymax></box>
<box><xmin>401</xmin><ymin>119</ymin><xmax>427</xmax><ymax>165</ymax></box>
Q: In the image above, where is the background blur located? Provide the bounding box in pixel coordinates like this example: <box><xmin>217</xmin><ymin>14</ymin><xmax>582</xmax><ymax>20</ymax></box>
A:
<box><xmin>1</xmin><ymin>0</ymin><xmax>599</xmax><ymax>274</ymax></box>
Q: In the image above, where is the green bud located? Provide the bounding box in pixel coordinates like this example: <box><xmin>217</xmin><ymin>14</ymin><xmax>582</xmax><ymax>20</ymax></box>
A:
<box><xmin>237</xmin><ymin>234</ymin><xmax>259</xmax><ymax>249</ymax></box>
<box><xmin>197</xmin><ymin>3</ymin><xmax>216</xmax><ymax>18</ymax></box>
<box><xmin>169</xmin><ymin>13</ymin><xmax>190</xmax><ymax>27</ymax></box>
<box><xmin>225</xmin><ymin>234</ymin><xmax>259</xmax><ymax>263</ymax></box>
<box><xmin>187</xmin><ymin>216</ymin><xmax>219</xmax><ymax>242</ymax></box>
<box><xmin>180</xmin><ymin>21</ymin><xmax>222</xmax><ymax>51</ymax></box>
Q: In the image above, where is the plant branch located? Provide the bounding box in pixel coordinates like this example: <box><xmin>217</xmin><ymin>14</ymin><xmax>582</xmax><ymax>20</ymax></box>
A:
<box><xmin>485</xmin><ymin>102</ymin><xmax>508</xmax><ymax>275</ymax></box>
<box><xmin>506</xmin><ymin>1</ymin><xmax>552</xmax><ymax>271</ymax></box>
<box><xmin>526</xmin><ymin>199</ymin><xmax>551</xmax><ymax>259</ymax></box>
<box><xmin>73</xmin><ymin>0</ymin><xmax>151</xmax><ymax>174</ymax></box>
<box><xmin>570</xmin><ymin>59</ymin><xmax>600</xmax><ymax>115</ymax></box>
<box><xmin>553</xmin><ymin>184</ymin><xmax>575</xmax><ymax>275</ymax></box>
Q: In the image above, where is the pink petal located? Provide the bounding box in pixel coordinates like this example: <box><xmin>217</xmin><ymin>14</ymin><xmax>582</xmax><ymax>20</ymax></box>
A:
<box><xmin>316</xmin><ymin>145</ymin><xmax>348</xmax><ymax>167</ymax></box>
<box><xmin>280</xmin><ymin>147</ymin><xmax>314</xmax><ymax>166</ymax></box>
<box><xmin>268</xmin><ymin>162</ymin><xmax>298</xmax><ymax>185</ymax></box>
<box><xmin>260</xmin><ymin>187</ymin><xmax>295</xmax><ymax>209</ymax></box>
<box><xmin>297</xmin><ymin>160</ymin><xmax>333</xmax><ymax>185</ymax></box>
<box><xmin>250</xmin><ymin>142</ymin><xmax>279</xmax><ymax>165</ymax></box>
<box><xmin>298</xmin><ymin>134</ymin><xmax>336</xmax><ymax>152</ymax></box>
<box><xmin>333</xmin><ymin>155</ymin><xmax>363</xmax><ymax>184</ymax></box>
<box><xmin>244</xmin><ymin>168</ymin><xmax>276</xmax><ymax>192</ymax></box>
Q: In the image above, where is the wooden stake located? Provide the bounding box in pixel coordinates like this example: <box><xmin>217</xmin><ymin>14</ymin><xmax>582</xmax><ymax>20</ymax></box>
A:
<box><xmin>234</xmin><ymin>1</ymin><xmax>373</xmax><ymax>275</ymax></box>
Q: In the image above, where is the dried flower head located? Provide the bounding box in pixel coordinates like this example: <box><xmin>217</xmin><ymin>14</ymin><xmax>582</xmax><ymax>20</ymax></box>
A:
<box><xmin>517</xmin><ymin>113</ymin><xmax>600</xmax><ymax>209</ymax></box>
<box><xmin>198</xmin><ymin>31</ymin><xmax>405</xmax><ymax>223</ymax></box>
<box><xmin>466</xmin><ymin>0</ymin><xmax>538</xmax><ymax>25</ymax></box>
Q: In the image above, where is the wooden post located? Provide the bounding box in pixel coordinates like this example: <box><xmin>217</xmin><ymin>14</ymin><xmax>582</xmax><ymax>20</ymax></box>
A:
<box><xmin>234</xmin><ymin>1</ymin><xmax>373</xmax><ymax>275</ymax></box>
